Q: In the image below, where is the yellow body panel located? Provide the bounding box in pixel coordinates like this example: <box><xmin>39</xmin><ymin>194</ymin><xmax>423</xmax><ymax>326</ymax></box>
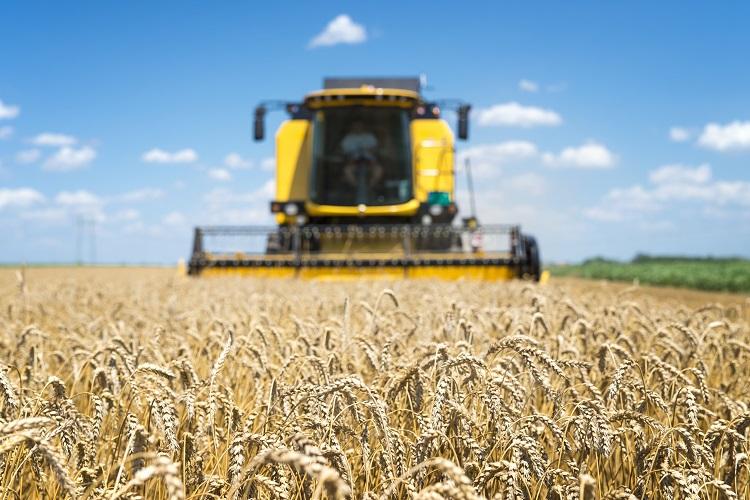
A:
<box><xmin>274</xmin><ymin>118</ymin><xmax>455</xmax><ymax>216</ymax></box>
<box><xmin>298</xmin><ymin>267</ymin><xmax>406</xmax><ymax>280</ymax></box>
<box><xmin>305</xmin><ymin>199</ymin><xmax>420</xmax><ymax>217</ymax></box>
<box><xmin>199</xmin><ymin>267</ymin><xmax>297</xmax><ymax>278</ymax></box>
<box><xmin>274</xmin><ymin>119</ymin><xmax>312</xmax><ymax>224</ymax></box>
<box><xmin>411</xmin><ymin>119</ymin><xmax>454</xmax><ymax>203</ymax></box>
<box><xmin>409</xmin><ymin>265</ymin><xmax>515</xmax><ymax>280</ymax></box>
<box><xmin>198</xmin><ymin>265</ymin><xmax>517</xmax><ymax>281</ymax></box>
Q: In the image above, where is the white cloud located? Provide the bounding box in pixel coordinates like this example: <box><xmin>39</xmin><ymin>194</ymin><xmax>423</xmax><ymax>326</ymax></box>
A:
<box><xmin>518</xmin><ymin>79</ymin><xmax>539</xmax><ymax>92</ymax></box>
<box><xmin>224</xmin><ymin>153</ymin><xmax>252</xmax><ymax>169</ymax></box>
<box><xmin>457</xmin><ymin>141</ymin><xmax>538</xmax><ymax>177</ymax></box>
<box><xmin>585</xmin><ymin>163</ymin><xmax>750</xmax><ymax>222</ymax></box>
<box><xmin>542</xmin><ymin>142</ymin><xmax>616</xmax><ymax>169</ymax></box>
<box><xmin>15</xmin><ymin>149</ymin><xmax>41</xmax><ymax>164</ymax></box>
<box><xmin>698</xmin><ymin>121</ymin><xmax>750</xmax><ymax>151</ymax></box>
<box><xmin>649</xmin><ymin>164</ymin><xmax>711</xmax><ymax>185</ymax></box>
<box><xmin>0</xmin><ymin>126</ymin><xmax>13</xmax><ymax>140</ymax></box>
<box><xmin>259</xmin><ymin>179</ymin><xmax>275</xmax><ymax>198</ymax></box>
<box><xmin>112</xmin><ymin>209</ymin><xmax>140</xmax><ymax>222</ymax></box>
<box><xmin>117</xmin><ymin>188</ymin><xmax>165</xmax><ymax>203</ymax></box>
<box><xmin>201</xmin><ymin>180</ymin><xmax>276</xmax><ymax>226</ymax></box>
<box><xmin>507</xmin><ymin>172</ymin><xmax>546</xmax><ymax>196</ymax></box>
<box><xmin>162</xmin><ymin>211</ymin><xmax>187</xmax><ymax>226</ymax></box>
<box><xmin>43</xmin><ymin>146</ymin><xmax>96</xmax><ymax>171</ymax></box>
<box><xmin>261</xmin><ymin>157</ymin><xmax>275</xmax><ymax>171</ymax></box>
<box><xmin>0</xmin><ymin>100</ymin><xmax>20</xmax><ymax>120</ymax></box>
<box><xmin>142</xmin><ymin>148</ymin><xmax>198</xmax><ymax>164</ymax></box>
<box><xmin>309</xmin><ymin>14</ymin><xmax>367</xmax><ymax>48</ymax></box>
<box><xmin>477</xmin><ymin>102</ymin><xmax>562</xmax><ymax>127</ymax></box>
<box><xmin>669</xmin><ymin>127</ymin><xmax>690</xmax><ymax>142</ymax></box>
<box><xmin>55</xmin><ymin>190</ymin><xmax>102</xmax><ymax>208</ymax></box>
<box><xmin>605</xmin><ymin>185</ymin><xmax>662</xmax><ymax>212</ymax></box>
<box><xmin>31</xmin><ymin>133</ymin><xmax>77</xmax><ymax>147</ymax></box>
<box><xmin>0</xmin><ymin>188</ymin><xmax>45</xmax><ymax>210</ymax></box>
<box><xmin>582</xmin><ymin>206</ymin><xmax>625</xmax><ymax>222</ymax></box>
<box><xmin>19</xmin><ymin>208</ymin><xmax>68</xmax><ymax>223</ymax></box>
<box><xmin>208</xmin><ymin>168</ymin><xmax>232</xmax><ymax>181</ymax></box>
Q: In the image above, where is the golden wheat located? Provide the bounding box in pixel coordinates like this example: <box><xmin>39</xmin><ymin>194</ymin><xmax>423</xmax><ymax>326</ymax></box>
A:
<box><xmin>0</xmin><ymin>268</ymin><xmax>748</xmax><ymax>499</ymax></box>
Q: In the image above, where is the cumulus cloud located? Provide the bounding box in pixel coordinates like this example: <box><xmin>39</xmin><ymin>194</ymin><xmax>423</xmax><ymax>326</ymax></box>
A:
<box><xmin>208</xmin><ymin>168</ymin><xmax>232</xmax><ymax>181</ymax></box>
<box><xmin>585</xmin><ymin>163</ymin><xmax>750</xmax><ymax>222</ymax></box>
<box><xmin>116</xmin><ymin>188</ymin><xmax>165</xmax><ymax>203</ymax></box>
<box><xmin>0</xmin><ymin>99</ymin><xmax>20</xmax><ymax>119</ymax></box>
<box><xmin>224</xmin><ymin>153</ymin><xmax>252</xmax><ymax>169</ymax></box>
<box><xmin>43</xmin><ymin>146</ymin><xmax>97</xmax><ymax>171</ymax></box>
<box><xmin>518</xmin><ymin>79</ymin><xmax>539</xmax><ymax>92</ymax></box>
<box><xmin>669</xmin><ymin>127</ymin><xmax>690</xmax><ymax>142</ymax></box>
<box><xmin>15</xmin><ymin>149</ymin><xmax>41</xmax><ymax>164</ymax></box>
<box><xmin>201</xmin><ymin>179</ymin><xmax>276</xmax><ymax>225</ymax></box>
<box><xmin>55</xmin><ymin>190</ymin><xmax>102</xmax><ymax>208</ymax></box>
<box><xmin>162</xmin><ymin>211</ymin><xmax>187</xmax><ymax>226</ymax></box>
<box><xmin>476</xmin><ymin>102</ymin><xmax>561</xmax><ymax>127</ymax></box>
<box><xmin>582</xmin><ymin>206</ymin><xmax>626</xmax><ymax>222</ymax></box>
<box><xmin>0</xmin><ymin>188</ymin><xmax>45</xmax><ymax>210</ymax></box>
<box><xmin>31</xmin><ymin>133</ymin><xmax>77</xmax><ymax>147</ymax></box>
<box><xmin>698</xmin><ymin>121</ymin><xmax>750</xmax><ymax>151</ymax></box>
<box><xmin>18</xmin><ymin>207</ymin><xmax>68</xmax><ymax>223</ymax></box>
<box><xmin>142</xmin><ymin>148</ymin><xmax>198</xmax><ymax>164</ymax></box>
<box><xmin>0</xmin><ymin>126</ymin><xmax>13</xmax><ymax>140</ymax></box>
<box><xmin>309</xmin><ymin>14</ymin><xmax>367</xmax><ymax>48</ymax></box>
<box><xmin>542</xmin><ymin>142</ymin><xmax>616</xmax><ymax>169</ymax></box>
<box><xmin>456</xmin><ymin>141</ymin><xmax>538</xmax><ymax>177</ymax></box>
<box><xmin>112</xmin><ymin>208</ymin><xmax>140</xmax><ymax>222</ymax></box>
<box><xmin>507</xmin><ymin>172</ymin><xmax>546</xmax><ymax>196</ymax></box>
<box><xmin>261</xmin><ymin>157</ymin><xmax>275</xmax><ymax>171</ymax></box>
<box><xmin>649</xmin><ymin>164</ymin><xmax>711</xmax><ymax>185</ymax></box>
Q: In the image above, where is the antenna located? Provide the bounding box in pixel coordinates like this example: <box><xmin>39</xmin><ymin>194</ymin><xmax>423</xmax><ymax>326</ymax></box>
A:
<box><xmin>418</xmin><ymin>73</ymin><xmax>433</xmax><ymax>92</ymax></box>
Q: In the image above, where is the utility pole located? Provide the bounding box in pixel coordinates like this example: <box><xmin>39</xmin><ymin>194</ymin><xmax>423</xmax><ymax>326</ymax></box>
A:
<box><xmin>89</xmin><ymin>217</ymin><xmax>97</xmax><ymax>264</ymax></box>
<box><xmin>76</xmin><ymin>215</ymin><xmax>84</xmax><ymax>265</ymax></box>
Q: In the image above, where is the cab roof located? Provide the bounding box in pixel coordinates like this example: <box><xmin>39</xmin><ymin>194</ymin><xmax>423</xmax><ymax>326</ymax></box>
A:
<box><xmin>304</xmin><ymin>77</ymin><xmax>421</xmax><ymax>106</ymax></box>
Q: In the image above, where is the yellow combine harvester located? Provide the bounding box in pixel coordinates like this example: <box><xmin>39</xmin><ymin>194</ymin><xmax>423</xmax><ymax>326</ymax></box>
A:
<box><xmin>188</xmin><ymin>77</ymin><xmax>541</xmax><ymax>280</ymax></box>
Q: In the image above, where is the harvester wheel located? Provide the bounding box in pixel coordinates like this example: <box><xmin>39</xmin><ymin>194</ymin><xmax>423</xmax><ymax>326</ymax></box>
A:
<box><xmin>522</xmin><ymin>235</ymin><xmax>541</xmax><ymax>282</ymax></box>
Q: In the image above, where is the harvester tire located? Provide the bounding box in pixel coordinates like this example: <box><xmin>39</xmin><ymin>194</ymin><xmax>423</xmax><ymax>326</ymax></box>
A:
<box><xmin>522</xmin><ymin>235</ymin><xmax>541</xmax><ymax>282</ymax></box>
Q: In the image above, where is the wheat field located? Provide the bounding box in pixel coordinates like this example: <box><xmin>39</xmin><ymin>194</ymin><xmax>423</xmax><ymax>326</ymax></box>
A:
<box><xmin>0</xmin><ymin>268</ymin><xmax>749</xmax><ymax>499</ymax></box>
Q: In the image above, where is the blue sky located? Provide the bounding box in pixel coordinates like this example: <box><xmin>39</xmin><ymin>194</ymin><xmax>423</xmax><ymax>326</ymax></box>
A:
<box><xmin>1</xmin><ymin>1</ymin><xmax>749</xmax><ymax>263</ymax></box>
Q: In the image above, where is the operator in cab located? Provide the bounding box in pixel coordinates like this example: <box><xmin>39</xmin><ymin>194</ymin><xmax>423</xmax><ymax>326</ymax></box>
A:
<box><xmin>340</xmin><ymin>119</ymin><xmax>384</xmax><ymax>189</ymax></box>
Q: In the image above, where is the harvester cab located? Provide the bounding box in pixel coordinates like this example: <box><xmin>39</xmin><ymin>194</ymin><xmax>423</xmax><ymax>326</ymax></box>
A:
<box><xmin>189</xmin><ymin>77</ymin><xmax>541</xmax><ymax>280</ymax></box>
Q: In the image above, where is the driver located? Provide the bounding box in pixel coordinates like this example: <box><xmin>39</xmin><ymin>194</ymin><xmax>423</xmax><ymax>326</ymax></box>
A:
<box><xmin>340</xmin><ymin>119</ymin><xmax>384</xmax><ymax>187</ymax></box>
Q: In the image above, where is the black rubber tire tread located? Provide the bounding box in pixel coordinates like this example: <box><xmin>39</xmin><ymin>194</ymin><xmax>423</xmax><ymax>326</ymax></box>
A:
<box><xmin>522</xmin><ymin>234</ymin><xmax>541</xmax><ymax>282</ymax></box>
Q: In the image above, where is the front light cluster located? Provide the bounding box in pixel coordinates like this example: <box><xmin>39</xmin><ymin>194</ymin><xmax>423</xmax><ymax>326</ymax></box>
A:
<box><xmin>270</xmin><ymin>201</ymin><xmax>306</xmax><ymax>224</ymax></box>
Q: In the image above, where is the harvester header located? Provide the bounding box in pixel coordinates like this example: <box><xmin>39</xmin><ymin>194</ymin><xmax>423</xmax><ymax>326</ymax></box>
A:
<box><xmin>189</xmin><ymin>76</ymin><xmax>540</xmax><ymax>280</ymax></box>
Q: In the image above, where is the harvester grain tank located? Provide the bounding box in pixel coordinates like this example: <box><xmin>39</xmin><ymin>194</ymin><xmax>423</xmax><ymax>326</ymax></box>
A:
<box><xmin>188</xmin><ymin>77</ymin><xmax>541</xmax><ymax>280</ymax></box>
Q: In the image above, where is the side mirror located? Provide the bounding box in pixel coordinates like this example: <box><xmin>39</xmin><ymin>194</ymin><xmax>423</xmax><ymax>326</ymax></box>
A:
<box><xmin>253</xmin><ymin>106</ymin><xmax>266</xmax><ymax>141</ymax></box>
<box><xmin>457</xmin><ymin>104</ymin><xmax>471</xmax><ymax>140</ymax></box>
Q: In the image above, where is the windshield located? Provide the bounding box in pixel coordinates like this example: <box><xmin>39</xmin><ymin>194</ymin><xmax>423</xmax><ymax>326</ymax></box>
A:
<box><xmin>310</xmin><ymin>107</ymin><xmax>413</xmax><ymax>206</ymax></box>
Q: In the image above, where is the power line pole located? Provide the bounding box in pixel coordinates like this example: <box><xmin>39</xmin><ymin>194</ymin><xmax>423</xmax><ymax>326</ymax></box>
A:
<box><xmin>76</xmin><ymin>215</ymin><xmax>84</xmax><ymax>265</ymax></box>
<box><xmin>89</xmin><ymin>218</ymin><xmax>97</xmax><ymax>264</ymax></box>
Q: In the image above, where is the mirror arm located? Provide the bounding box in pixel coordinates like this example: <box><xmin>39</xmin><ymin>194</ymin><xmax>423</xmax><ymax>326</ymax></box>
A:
<box><xmin>253</xmin><ymin>100</ymin><xmax>303</xmax><ymax>142</ymax></box>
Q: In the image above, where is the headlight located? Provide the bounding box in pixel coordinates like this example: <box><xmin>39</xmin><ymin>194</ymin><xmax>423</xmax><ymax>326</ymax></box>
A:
<box><xmin>429</xmin><ymin>204</ymin><xmax>443</xmax><ymax>216</ymax></box>
<box><xmin>421</xmin><ymin>214</ymin><xmax>432</xmax><ymax>225</ymax></box>
<box><xmin>284</xmin><ymin>203</ymin><xmax>299</xmax><ymax>216</ymax></box>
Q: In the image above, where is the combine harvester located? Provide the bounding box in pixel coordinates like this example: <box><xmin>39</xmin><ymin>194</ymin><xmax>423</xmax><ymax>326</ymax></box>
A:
<box><xmin>188</xmin><ymin>77</ymin><xmax>541</xmax><ymax>281</ymax></box>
